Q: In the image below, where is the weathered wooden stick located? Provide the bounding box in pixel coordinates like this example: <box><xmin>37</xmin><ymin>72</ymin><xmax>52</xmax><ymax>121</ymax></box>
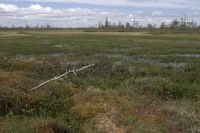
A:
<box><xmin>30</xmin><ymin>64</ymin><xmax>95</xmax><ymax>91</ymax></box>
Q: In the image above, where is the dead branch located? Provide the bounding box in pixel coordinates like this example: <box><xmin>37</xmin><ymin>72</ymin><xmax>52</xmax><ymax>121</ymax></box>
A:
<box><xmin>30</xmin><ymin>64</ymin><xmax>95</xmax><ymax>91</ymax></box>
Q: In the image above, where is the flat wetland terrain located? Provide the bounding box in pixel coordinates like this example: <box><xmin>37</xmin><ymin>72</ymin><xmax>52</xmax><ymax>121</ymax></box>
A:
<box><xmin>0</xmin><ymin>30</ymin><xmax>200</xmax><ymax>133</ymax></box>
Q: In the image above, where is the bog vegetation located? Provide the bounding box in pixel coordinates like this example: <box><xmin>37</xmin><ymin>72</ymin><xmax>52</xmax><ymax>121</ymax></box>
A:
<box><xmin>0</xmin><ymin>30</ymin><xmax>200</xmax><ymax>133</ymax></box>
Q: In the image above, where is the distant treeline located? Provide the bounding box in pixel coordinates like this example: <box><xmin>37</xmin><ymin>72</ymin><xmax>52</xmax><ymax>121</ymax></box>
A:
<box><xmin>1</xmin><ymin>14</ymin><xmax>200</xmax><ymax>33</ymax></box>
<box><xmin>0</xmin><ymin>25</ymin><xmax>84</xmax><ymax>31</ymax></box>
<box><xmin>86</xmin><ymin>14</ymin><xmax>200</xmax><ymax>33</ymax></box>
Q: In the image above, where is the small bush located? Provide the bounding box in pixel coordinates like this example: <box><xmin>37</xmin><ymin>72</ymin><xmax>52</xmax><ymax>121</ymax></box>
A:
<box><xmin>0</xmin><ymin>82</ymin><xmax>82</xmax><ymax>132</ymax></box>
<box><xmin>135</xmin><ymin>77</ymin><xmax>171</xmax><ymax>99</ymax></box>
<box><xmin>168</xmin><ymin>84</ymin><xmax>198</xmax><ymax>99</ymax></box>
<box><xmin>135</xmin><ymin>77</ymin><xmax>198</xmax><ymax>99</ymax></box>
<box><xmin>0</xmin><ymin>86</ymin><xmax>39</xmax><ymax>116</ymax></box>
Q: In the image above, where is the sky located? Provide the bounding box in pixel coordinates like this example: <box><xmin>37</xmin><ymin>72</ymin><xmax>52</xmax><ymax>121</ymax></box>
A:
<box><xmin>0</xmin><ymin>0</ymin><xmax>200</xmax><ymax>28</ymax></box>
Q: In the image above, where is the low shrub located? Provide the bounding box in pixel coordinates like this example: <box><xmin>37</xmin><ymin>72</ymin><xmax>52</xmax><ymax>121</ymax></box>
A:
<box><xmin>134</xmin><ymin>77</ymin><xmax>199</xmax><ymax>99</ymax></box>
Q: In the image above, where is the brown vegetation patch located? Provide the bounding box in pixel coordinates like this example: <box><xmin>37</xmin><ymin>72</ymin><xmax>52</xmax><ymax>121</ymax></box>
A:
<box><xmin>72</xmin><ymin>90</ymin><xmax>130</xmax><ymax>117</ymax></box>
<box><xmin>166</xmin><ymin>122</ymin><xmax>186</xmax><ymax>133</ymax></box>
<box><xmin>0</xmin><ymin>117</ymin><xmax>5</xmax><ymax>126</ymax></box>
<box><xmin>12</xmin><ymin>58</ymin><xmax>43</xmax><ymax>69</ymax></box>
<box><xmin>0</xmin><ymin>71</ymin><xmax>27</xmax><ymax>85</ymax></box>
<box><xmin>137</xmin><ymin>108</ymin><xmax>167</xmax><ymax>124</ymax></box>
<box><xmin>0</xmin><ymin>71</ymin><xmax>26</xmax><ymax>78</ymax></box>
<box><xmin>93</xmin><ymin>115</ymin><xmax>125</xmax><ymax>133</ymax></box>
<box><xmin>0</xmin><ymin>71</ymin><xmax>37</xmax><ymax>90</ymax></box>
<box><xmin>72</xmin><ymin>90</ymin><xmax>132</xmax><ymax>132</ymax></box>
<box><xmin>36</xmin><ymin>122</ymin><xmax>57</xmax><ymax>133</ymax></box>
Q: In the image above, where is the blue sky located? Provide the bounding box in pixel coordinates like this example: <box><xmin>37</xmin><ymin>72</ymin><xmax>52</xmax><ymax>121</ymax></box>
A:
<box><xmin>0</xmin><ymin>0</ymin><xmax>200</xmax><ymax>27</ymax></box>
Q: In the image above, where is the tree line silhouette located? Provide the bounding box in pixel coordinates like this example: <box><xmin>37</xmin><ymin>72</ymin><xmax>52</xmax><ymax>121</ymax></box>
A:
<box><xmin>0</xmin><ymin>14</ymin><xmax>200</xmax><ymax>33</ymax></box>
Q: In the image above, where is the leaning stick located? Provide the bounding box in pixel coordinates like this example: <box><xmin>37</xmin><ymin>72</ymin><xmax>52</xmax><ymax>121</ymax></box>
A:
<box><xmin>30</xmin><ymin>64</ymin><xmax>95</xmax><ymax>91</ymax></box>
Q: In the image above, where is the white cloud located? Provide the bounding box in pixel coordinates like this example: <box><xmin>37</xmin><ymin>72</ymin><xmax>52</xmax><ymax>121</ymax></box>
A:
<box><xmin>0</xmin><ymin>4</ymin><xmax>199</xmax><ymax>28</ymax></box>
<box><xmin>0</xmin><ymin>4</ymin><xmax>113</xmax><ymax>27</ymax></box>
<box><xmin>152</xmin><ymin>11</ymin><xmax>162</xmax><ymax>16</ymax></box>
<box><xmin>13</xmin><ymin>0</ymin><xmax>200</xmax><ymax>9</ymax></box>
<box><xmin>20</xmin><ymin>4</ymin><xmax>53</xmax><ymax>14</ymax></box>
<box><xmin>0</xmin><ymin>4</ymin><xmax>18</xmax><ymax>13</ymax></box>
<box><xmin>27</xmin><ymin>4</ymin><xmax>52</xmax><ymax>12</ymax></box>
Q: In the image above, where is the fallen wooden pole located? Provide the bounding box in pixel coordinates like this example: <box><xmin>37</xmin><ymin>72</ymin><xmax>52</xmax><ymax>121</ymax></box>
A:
<box><xmin>30</xmin><ymin>64</ymin><xmax>95</xmax><ymax>91</ymax></box>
